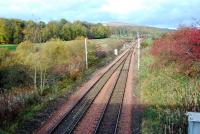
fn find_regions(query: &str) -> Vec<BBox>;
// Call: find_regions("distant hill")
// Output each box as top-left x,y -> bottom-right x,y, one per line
103,22 -> 135,27
104,22 -> 173,38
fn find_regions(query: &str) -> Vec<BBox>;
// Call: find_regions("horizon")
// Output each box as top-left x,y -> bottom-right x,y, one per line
0,17 -> 177,29
1,0 -> 200,29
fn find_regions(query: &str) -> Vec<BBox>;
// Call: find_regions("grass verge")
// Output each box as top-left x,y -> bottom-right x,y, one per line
140,47 -> 200,134
0,45 -> 17,51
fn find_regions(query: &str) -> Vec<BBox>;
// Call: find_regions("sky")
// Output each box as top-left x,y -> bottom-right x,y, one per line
0,0 -> 200,28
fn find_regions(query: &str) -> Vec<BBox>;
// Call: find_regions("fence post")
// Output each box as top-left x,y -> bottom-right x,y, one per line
137,32 -> 140,70
85,38 -> 88,69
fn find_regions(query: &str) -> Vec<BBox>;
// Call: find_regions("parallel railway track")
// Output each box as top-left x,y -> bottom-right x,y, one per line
94,49 -> 132,134
50,47 -> 133,134
37,43 -> 135,134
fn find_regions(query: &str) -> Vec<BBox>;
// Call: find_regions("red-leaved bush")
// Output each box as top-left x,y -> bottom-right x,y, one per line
151,27 -> 200,76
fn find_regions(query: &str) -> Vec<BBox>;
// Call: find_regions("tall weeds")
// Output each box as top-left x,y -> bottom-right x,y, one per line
141,44 -> 200,133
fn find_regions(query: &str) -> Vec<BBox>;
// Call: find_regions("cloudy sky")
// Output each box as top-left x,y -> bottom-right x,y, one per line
0,0 -> 200,28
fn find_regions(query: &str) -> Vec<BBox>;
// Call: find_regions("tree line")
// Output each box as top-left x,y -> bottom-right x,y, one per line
0,18 -> 111,44
110,25 -> 171,38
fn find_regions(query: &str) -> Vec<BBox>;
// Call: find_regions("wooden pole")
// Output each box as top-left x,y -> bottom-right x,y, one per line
137,32 -> 140,70
85,38 -> 88,69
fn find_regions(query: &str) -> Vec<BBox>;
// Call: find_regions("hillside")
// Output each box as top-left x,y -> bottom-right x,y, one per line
105,22 -> 173,38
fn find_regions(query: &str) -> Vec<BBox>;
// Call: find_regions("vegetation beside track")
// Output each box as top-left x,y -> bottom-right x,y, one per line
140,27 -> 200,133
0,38 -> 126,133
0,44 -> 17,51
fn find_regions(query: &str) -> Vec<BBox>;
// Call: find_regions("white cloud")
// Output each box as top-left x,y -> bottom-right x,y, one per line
10,5 -> 22,12
1,0 -> 200,27
99,0 -> 190,15
4,0 -> 77,14
100,0 -> 156,14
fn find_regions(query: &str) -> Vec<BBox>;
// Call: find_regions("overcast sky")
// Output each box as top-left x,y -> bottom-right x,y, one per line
0,0 -> 200,28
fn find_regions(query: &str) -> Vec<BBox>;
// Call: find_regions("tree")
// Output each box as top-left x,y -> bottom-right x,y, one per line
151,27 -> 200,76
46,21 -> 61,39
60,19 -> 69,27
0,18 -> 111,44
0,19 -> 14,44
90,24 -> 110,39
12,19 -> 25,44
61,23 -> 72,40
71,21 -> 87,39
23,20 -> 42,43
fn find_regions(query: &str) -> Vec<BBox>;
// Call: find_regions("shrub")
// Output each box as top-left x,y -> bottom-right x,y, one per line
151,27 -> 200,77
0,48 -> 9,66
0,64 -> 32,89
141,38 -> 152,48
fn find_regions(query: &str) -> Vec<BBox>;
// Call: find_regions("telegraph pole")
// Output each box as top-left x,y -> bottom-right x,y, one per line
137,32 -> 140,70
85,38 -> 88,69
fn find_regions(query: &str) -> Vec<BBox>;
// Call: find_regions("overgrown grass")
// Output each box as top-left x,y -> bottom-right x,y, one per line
141,38 -> 152,48
140,47 -> 200,134
0,44 -> 17,51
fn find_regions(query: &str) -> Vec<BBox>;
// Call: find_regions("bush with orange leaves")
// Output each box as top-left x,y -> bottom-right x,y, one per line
151,27 -> 200,77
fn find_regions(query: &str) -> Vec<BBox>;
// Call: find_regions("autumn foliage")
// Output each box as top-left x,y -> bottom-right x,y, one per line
151,27 -> 200,76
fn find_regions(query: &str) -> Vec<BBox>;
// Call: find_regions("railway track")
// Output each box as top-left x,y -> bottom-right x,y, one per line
36,43 -> 135,134
49,47 -> 133,134
94,49 -> 132,134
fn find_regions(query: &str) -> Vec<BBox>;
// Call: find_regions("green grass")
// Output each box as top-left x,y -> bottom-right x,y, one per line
140,47 -> 200,134
141,38 -> 153,48
0,44 -> 17,51
0,38 -> 121,51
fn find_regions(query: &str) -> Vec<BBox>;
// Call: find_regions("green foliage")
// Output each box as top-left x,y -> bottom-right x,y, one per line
0,44 -> 17,51
0,47 -> 16,68
90,24 -> 110,39
12,20 -> 25,44
61,23 -> 72,40
87,43 -> 98,66
4,97 -> 46,134
140,48 -> 200,134
23,20 -> 42,43
0,48 -> 9,65
110,25 -> 172,38
0,64 -> 32,89
70,21 -> 87,39
0,18 -> 110,44
0,38 -> 124,133
44,21 -> 61,40
141,38 -> 153,48
0,18 -> 25,44
15,41 -> 38,66
0,19 -> 13,44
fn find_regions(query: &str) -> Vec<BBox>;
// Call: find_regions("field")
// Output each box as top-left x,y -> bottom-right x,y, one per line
0,44 -> 17,51
0,38 -> 123,51
140,41 -> 200,133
